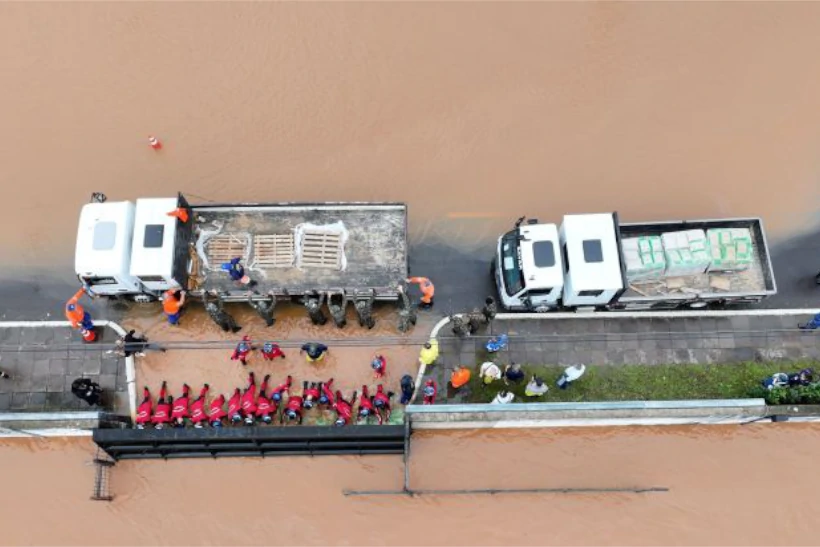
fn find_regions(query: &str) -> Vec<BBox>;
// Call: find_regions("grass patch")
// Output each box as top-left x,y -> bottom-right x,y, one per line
462,361 -> 820,404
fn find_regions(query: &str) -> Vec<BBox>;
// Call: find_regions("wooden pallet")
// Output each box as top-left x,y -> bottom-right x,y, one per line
300,230 -> 343,269
206,234 -> 249,269
253,234 -> 295,268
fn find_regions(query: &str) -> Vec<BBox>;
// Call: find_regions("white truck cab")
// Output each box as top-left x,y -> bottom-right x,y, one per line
495,220 -> 564,311
74,201 -> 143,296
558,213 -> 626,308
129,198 -> 183,293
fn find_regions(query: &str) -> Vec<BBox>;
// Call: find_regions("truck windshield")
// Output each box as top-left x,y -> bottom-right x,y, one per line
500,232 -> 524,296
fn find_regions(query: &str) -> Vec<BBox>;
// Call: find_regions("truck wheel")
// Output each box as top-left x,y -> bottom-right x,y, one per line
131,294 -> 156,304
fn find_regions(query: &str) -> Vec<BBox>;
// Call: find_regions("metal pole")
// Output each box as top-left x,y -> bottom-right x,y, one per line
343,486 -> 670,497
403,419 -> 411,493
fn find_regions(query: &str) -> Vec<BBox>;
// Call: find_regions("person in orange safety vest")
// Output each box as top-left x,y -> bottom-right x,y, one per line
65,287 -> 94,330
405,277 -> 435,309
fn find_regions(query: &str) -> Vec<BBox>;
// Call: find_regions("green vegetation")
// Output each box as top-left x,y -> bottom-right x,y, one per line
748,383 -> 820,406
463,361 -> 820,404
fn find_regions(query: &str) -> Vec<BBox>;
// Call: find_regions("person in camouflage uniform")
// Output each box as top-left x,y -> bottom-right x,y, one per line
467,308 -> 485,335
328,292 -> 348,329
396,285 -> 416,333
481,296 -> 498,323
248,291 -> 276,327
304,291 -> 328,326
355,290 -> 377,330
450,314 -> 470,337
202,290 -> 242,333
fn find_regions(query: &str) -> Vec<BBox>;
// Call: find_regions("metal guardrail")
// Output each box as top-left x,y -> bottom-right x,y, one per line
93,425 -> 406,460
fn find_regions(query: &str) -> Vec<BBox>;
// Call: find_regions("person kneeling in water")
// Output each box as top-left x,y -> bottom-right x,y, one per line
332,390 -> 357,427
208,392 -> 227,428
358,385 -> 376,423
255,375 -> 276,424
283,393 -> 304,425
372,384 -> 394,425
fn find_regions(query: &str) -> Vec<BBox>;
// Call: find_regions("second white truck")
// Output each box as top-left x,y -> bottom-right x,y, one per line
493,213 -> 777,312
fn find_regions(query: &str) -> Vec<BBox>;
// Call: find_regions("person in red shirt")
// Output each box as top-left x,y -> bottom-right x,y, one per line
319,378 -> 335,407
231,335 -> 254,366
302,381 -> 321,410
171,383 -> 190,427
255,375 -> 276,424
373,384 -> 394,425
135,386 -> 152,429
189,384 -> 209,428
227,388 -> 242,424
270,375 -> 293,405
151,381 -> 172,429
283,393 -> 303,424
357,384 -> 375,422
333,390 -> 357,427
261,342 -> 286,361
422,379 -> 438,405
371,354 -> 387,379
240,372 -> 258,425
208,392 -> 227,428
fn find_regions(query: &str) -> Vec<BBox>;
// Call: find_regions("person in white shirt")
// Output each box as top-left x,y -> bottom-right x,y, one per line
491,390 -> 514,404
479,361 -> 502,385
557,364 -> 586,390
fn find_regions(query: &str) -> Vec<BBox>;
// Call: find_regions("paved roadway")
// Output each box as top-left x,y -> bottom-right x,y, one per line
0,226 -> 817,320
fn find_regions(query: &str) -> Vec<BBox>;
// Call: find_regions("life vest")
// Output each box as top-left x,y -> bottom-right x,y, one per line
286,396 -> 303,413
256,395 -> 275,416
241,388 -> 257,415
190,399 -> 207,423
227,390 -> 242,416
208,396 -> 227,420
136,400 -> 152,424
373,387 -> 390,408
152,402 -> 171,424
171,394 -> 189,419
162,291 -> 181,315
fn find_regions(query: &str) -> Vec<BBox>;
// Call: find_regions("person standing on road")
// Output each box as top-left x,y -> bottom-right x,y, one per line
419,339 -> 439,367
557,364 -> 586,390
504,363 -> 525,385
480,361 -> 502,385
406,276 -> 435,309
798,313 -> 820,330
301,342 -> 329,362
422,379 -> 438,405
71,377 -> 102,406
450,366 -> 471,390
491,390 -> 514,404
525,376 -> 549,397
161,289 -> 186,326
65,286 -> 97,341
400,374 -> 415,405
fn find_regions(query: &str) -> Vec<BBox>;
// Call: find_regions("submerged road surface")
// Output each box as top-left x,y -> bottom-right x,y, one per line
2,424 -> 820,545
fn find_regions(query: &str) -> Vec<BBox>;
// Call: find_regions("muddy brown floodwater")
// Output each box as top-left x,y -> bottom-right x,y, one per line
2,2 -> 820,275
3,2 -> 820,544
2,424 -> 820,546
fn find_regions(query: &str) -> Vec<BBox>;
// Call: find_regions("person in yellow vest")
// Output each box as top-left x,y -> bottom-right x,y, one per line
418,339 -> 439,367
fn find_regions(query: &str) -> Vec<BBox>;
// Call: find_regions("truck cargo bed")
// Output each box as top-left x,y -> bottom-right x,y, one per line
189,203 -> 407,299
618,218 -> 776,301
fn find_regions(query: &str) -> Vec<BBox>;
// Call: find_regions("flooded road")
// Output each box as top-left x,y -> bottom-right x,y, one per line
2,3 -> 820,544
2,424 -> 820,545
2,2 -> 820,279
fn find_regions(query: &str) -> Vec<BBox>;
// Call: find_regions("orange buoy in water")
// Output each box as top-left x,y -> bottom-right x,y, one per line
148,135 -> 162,150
